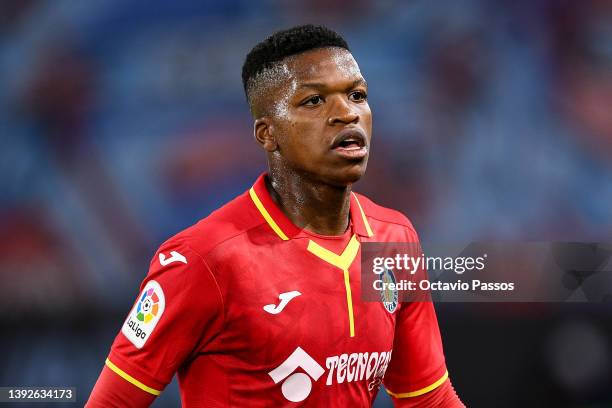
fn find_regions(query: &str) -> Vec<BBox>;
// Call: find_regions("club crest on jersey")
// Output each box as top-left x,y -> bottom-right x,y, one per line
380,268 -> 398,313
122,280 -> 165,349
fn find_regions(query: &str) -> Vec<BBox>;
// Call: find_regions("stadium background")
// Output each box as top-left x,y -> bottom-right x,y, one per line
1,0 -> 611,406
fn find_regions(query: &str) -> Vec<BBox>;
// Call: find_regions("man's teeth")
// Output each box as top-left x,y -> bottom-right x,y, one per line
340,140 -> 359,147
339,143 -> 361,150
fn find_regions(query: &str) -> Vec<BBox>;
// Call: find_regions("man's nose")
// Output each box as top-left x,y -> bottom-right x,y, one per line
327,97 -> 359,125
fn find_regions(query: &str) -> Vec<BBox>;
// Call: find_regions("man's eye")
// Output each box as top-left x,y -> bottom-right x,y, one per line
349,91 -> 367,102
303,95 -> 323,106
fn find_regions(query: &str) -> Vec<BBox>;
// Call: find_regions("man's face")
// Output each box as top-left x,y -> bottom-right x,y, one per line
265,47 -> 372,186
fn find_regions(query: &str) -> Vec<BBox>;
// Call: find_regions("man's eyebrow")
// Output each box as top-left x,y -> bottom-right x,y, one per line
296,78 -> 368,91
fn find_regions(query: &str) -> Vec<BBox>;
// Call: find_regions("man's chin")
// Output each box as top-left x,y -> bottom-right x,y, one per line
324,164 -> 367,187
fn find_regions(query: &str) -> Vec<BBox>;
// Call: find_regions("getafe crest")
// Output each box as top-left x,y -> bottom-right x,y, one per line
380,268 -> 398,313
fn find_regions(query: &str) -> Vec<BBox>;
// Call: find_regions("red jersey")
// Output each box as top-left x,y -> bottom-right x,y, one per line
100,173 -> 449,407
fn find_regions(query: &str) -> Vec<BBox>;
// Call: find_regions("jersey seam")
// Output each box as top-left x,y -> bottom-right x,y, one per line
366,214 -> 417,233
181,243 -> 230,403
184,243 -> 227,332
180,220 -> 270,257
165,219 -> 271,335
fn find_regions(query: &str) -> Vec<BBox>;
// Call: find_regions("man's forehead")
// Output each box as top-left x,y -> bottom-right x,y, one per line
249,47 -> 364,117
284,47 -> 363,84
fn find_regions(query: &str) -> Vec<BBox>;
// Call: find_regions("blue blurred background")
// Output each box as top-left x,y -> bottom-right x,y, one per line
1,0 -> 611,406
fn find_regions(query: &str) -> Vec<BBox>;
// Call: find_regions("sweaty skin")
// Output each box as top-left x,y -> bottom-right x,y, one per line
252,47 -> 372,236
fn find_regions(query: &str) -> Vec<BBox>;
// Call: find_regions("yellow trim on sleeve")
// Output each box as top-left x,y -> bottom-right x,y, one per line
249,187 -> 289,241
385,370 -> 449,398
307,235 -> 360,337
105,358 -> 162,396
351,193 -> 374,237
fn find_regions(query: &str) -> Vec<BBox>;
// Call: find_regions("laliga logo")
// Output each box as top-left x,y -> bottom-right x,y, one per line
136,287 -> 161,323
122,280 -> 165,349
268,347 -> 324,402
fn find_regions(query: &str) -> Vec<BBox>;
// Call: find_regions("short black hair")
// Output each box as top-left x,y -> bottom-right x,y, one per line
242,24 -> 350,110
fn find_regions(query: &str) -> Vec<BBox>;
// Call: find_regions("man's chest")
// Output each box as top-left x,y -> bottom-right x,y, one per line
212,238 -> 397,345
201,240 -> 399,402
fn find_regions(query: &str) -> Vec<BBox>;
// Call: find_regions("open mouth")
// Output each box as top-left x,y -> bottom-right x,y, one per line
331,128 -> 368,159
336,139 -> 363,150
332,128 -> 367,149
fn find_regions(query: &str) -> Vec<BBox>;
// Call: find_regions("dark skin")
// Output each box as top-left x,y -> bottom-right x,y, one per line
252,47 -> 372,236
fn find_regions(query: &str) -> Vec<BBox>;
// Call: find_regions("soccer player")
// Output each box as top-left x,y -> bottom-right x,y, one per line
87,25 -> 464,407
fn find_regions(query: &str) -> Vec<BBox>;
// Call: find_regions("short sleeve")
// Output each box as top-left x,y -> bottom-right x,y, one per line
383,223 -> 448,399
105,239 -> 224,396
382,295 -> 448,398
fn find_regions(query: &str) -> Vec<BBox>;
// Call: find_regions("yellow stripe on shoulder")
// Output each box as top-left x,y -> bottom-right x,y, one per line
385,370 -> 449,398
105,358 -> 162,396
249,187 -> 289,240
351,193 -> 374,237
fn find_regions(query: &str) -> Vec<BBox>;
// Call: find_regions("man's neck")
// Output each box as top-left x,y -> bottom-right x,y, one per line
266,170 -> 351,236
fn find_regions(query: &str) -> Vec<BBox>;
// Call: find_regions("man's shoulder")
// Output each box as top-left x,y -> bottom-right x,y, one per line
160,189 -> 264,256
353,192 -> 418,236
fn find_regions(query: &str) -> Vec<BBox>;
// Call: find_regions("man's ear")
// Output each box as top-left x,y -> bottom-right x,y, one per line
254,117 -> 278,152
